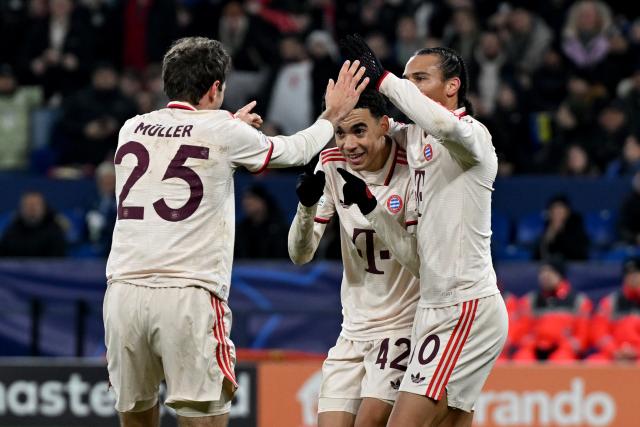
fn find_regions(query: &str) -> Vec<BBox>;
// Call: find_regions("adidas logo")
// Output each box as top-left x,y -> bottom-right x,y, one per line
411,373 -> 426,384
390,378 -> 401,390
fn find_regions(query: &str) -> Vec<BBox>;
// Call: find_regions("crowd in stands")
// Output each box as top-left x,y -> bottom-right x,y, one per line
0,0 -> 639,260
501,257 -> 640,363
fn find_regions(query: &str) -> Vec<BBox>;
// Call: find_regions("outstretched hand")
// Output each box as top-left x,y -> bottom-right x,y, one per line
340,34 -> 385,87
337,168 -> 377,215
321,60 -> 370,126
234,100 -> 263,128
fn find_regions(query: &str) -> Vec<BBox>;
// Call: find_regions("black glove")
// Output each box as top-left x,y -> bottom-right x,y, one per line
339,34 -> 385,86
337,168 -> 377,215
296,170 -> 326,207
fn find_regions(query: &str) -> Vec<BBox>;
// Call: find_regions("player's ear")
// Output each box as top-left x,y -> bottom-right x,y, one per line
379,115 -> 390,134
446,76 -> 460,98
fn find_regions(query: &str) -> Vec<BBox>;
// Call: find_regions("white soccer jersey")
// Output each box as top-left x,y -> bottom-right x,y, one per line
370,72 -> 500,308
106,101 -> 334,301
288,138 -> 420,340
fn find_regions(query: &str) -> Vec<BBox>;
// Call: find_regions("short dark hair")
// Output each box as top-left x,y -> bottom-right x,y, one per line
353,89 -> 388,119
414,47 -> 473,115
162,37 -> 231,105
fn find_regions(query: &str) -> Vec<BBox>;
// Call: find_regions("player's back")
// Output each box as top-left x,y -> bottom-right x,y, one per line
106,103 -> 248,301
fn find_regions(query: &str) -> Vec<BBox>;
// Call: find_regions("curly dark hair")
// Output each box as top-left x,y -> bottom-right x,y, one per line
162,37 -> 231,105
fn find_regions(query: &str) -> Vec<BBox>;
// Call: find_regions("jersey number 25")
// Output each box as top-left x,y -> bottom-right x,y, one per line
115,141 -> 209,222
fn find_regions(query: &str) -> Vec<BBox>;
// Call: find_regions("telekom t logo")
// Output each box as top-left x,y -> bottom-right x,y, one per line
352,228 -> 390,274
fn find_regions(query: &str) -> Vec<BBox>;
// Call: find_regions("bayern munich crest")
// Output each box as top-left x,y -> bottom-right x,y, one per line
387,195 -> 403,213
423,144 -> 433,161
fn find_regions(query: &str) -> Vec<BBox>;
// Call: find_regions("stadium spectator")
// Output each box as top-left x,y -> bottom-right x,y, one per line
217,1 -> 275,72
0,64 -> 43,170
560,144 -> 599,176
587,101 -> 630,170
266,36 -> 313,134
501,7 -> 553,74
619,171 -> 640,246
85,161 -> 116,257
589,257 -> 640,362
235,185 -> 289,259
395,15 -> 423,66
442,7 -> 479,65
20,0 -> 94,102
0,191 -> 66,257
623,66 -> 640,136
490,84 -> 531,173
529,49 -> 568,112
307,30 -> 339,120
113,0 -> 178,71
555,76 -> 604,153
535,195 -> 590,261
561,0 -> 612,76
364,32 -> 402,78
58,62 -> 137,167
471,31 -> 510,114
513,259 -> 592,361
605,134 -> 640,178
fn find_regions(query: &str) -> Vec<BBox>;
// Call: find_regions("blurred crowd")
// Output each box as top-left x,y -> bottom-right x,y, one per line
1,0 -> 640,261
501,257 -> 640,363
1,0 -> 639,176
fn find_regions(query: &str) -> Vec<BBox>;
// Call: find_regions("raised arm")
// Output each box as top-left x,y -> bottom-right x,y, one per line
341,34 -> 486,165
288,165 -> 335,264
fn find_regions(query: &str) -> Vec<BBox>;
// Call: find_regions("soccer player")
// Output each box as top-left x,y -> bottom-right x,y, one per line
340,36 -> 508,427
103,37 -> 368,427
288,89 -> 420,427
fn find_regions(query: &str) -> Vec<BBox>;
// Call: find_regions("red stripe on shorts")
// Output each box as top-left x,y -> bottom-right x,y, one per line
211,297 -> 238,386
215,299 -> 237,385
425,301 -> 469,398
428,299 -> 478,400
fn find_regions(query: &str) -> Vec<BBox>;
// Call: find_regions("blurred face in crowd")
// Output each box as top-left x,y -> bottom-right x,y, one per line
625,270 -> 640,288
566,145 -> 589,174
509,9 -> 532,34
539,265 -> 563,291
404,54 -> 460,109
599,107 -> 626,133
497,84 -> 517,110
576,1 -> 601,34
93,67 -> 118,92
568,77 -> 589,99
20,193 -> 46,226
279,38 -> 305,63
0,73 -> 16,95
623,135 -> 640,163
242,192 -> 268,223
480,32 -> 501,59
548,199 -> 570,227
397,16 -> 418,42
453,9 -> 476,36
335,108 -> 390,172
49,0 -> 73,19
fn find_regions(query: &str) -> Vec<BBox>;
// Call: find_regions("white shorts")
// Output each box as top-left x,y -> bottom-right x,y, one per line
103,282 -> 238,417
318,333 -> 412,415
400,294 -> 508,412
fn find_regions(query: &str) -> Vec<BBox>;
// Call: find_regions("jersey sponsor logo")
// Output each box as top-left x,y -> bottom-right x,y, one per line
386,195 -> 403,214
423,144 -> 433,161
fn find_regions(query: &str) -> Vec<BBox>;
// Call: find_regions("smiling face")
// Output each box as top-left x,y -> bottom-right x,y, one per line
335,108 -> 390,172
403,53 -> 460,110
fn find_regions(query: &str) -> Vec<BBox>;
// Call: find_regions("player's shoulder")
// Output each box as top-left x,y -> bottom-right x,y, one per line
319,147 -> 347,170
